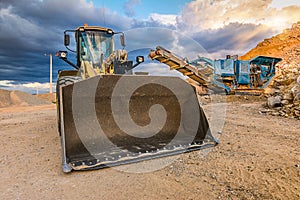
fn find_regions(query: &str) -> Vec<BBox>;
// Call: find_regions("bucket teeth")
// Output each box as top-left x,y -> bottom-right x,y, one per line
68,141 -> 217,170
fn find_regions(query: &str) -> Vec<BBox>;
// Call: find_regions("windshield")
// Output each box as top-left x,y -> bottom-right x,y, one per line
78,31 -> 114,66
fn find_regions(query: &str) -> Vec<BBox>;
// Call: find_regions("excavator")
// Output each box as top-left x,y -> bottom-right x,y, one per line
56,24 -> 216,173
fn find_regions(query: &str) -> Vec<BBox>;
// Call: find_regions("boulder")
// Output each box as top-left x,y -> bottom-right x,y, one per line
268,96 -> 282,108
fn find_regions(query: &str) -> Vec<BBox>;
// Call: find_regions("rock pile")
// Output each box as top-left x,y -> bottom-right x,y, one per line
262,75 -> 300,119
0,89 -> 51,108
263,39 -> 300,119
266,46 -> 300,119
242,21 -> 300,119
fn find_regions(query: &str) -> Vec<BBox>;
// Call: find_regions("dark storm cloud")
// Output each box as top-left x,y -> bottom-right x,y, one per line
0,0 -> 131,84
189,23 -> 277,58
1,0 -> 131,29
127,21 -> 275,59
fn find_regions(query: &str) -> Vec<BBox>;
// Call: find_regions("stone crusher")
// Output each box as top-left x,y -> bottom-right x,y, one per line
149,46 -> 282,95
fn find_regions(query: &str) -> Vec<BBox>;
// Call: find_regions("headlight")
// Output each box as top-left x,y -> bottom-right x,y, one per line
55,51 -> 68,58
136,56 -> 144,63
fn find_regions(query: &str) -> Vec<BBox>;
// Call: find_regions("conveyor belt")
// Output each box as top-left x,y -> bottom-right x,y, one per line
149,46 -> 223,91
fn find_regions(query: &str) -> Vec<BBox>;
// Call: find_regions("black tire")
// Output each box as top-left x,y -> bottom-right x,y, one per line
57,76 -> 82,88
56,76 -> 82,136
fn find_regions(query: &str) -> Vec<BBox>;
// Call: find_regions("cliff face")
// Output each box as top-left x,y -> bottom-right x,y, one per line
242,22 -> 300,119
241,21 -> 300,61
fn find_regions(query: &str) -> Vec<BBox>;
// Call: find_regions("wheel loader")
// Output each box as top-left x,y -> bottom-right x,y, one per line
56,24 -> 216,173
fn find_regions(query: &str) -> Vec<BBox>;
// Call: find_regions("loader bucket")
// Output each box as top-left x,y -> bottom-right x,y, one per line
58,75 -> 216,172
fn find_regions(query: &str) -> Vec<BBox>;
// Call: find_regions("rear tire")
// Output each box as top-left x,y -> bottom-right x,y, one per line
56,76 -> 82,136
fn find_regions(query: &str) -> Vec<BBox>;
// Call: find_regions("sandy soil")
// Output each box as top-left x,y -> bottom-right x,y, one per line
35,93 -> 56,103
0,98 -> 299,200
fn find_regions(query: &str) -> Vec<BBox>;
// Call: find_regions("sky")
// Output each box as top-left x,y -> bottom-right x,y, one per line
0,0 -> 300,93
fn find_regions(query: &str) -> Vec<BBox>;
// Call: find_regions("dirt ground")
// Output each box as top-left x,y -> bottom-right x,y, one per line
0,97 -> 299,200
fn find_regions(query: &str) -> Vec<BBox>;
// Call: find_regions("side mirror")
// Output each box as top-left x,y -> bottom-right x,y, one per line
120,34 -> 126,48
64,34 -> 70,46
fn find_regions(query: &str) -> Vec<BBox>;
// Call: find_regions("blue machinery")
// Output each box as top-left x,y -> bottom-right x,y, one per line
149,46 -> 282,94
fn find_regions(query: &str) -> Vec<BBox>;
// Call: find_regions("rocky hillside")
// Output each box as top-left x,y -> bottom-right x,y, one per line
241,22 -> 300,119
241,21 -> 300,61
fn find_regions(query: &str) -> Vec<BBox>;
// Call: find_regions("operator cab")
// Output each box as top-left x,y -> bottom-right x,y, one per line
56,24 -> 144,76
75,25 -> 116,72
78,29 -> 114,66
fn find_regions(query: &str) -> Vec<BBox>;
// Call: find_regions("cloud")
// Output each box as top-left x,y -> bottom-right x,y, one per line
123,0 -> 141,17
130,13 -> 178,30
0,7 -> 58,56
191,22 -> 275,58
124,27 -> 207,60
1,0 -> 300,94
0,0 -> 132,83
2,0 -> 130,29
149,13 -> 177,27
178,0 -> 300,31
0,80 -> 53,94
129,0 -> 300,59
176,0 -> 300,57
